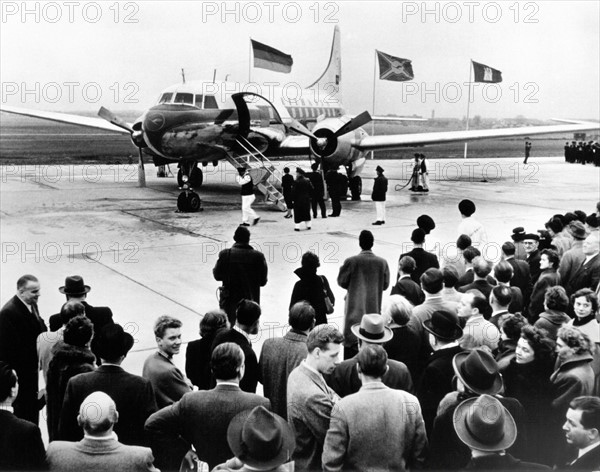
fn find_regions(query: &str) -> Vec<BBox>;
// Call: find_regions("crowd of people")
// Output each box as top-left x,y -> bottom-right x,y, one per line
1,198 -> 600,471
564,141 -> 600,166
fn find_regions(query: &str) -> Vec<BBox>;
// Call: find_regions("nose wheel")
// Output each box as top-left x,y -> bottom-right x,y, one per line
177,190 -> 202,212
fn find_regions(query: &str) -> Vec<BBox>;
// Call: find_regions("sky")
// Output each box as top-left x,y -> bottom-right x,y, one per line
1,1 -> 599,120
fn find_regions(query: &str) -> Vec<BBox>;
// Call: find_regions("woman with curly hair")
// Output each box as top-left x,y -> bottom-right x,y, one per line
502,325 -> 557,464
566,288 -> 599,343
533,285 -> 571,340
528,248 -> 561,321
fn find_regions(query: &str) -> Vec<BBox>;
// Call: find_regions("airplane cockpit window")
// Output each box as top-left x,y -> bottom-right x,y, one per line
174,93 -> 194,105
204,95 -> 218,109
158,93 -> 173,104
194,94 -> 204,108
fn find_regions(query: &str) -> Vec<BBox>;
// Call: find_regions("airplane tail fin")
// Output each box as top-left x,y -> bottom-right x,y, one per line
306,26 -> 342,103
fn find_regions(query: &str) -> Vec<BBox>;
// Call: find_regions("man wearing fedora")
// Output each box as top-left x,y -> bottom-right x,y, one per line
49,276 -> 114,363
559,221 -> 589,287
453,394 -> 549,470
371,165 -> 387,225
416,309 -> 464,436
58,324 -> 157,447
326,314 -> 413,398
212,406 -> 295,472
0,274 -> 47,425
323,344 -> 427,471
428,349 -> 529,470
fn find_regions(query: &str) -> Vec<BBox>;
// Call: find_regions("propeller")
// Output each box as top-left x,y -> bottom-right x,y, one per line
333,111 -> 372,138
98,107 -> 145,187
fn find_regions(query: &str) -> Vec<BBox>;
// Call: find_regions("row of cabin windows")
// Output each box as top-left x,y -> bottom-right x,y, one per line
158,93 -> 218,109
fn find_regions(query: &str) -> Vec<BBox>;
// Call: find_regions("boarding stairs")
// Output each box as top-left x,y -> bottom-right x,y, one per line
227,137 -> 287,211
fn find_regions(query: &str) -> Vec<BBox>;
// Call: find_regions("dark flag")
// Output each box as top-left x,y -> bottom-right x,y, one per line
251,40 -> 293,73
376,50 -> 414,81
472,60 -> 503,83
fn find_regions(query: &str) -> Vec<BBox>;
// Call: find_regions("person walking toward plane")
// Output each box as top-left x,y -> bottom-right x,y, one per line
236,167 -> 260,226
281,167 -> 294,219
524,141 -> 532,164
371,165 -> 388,225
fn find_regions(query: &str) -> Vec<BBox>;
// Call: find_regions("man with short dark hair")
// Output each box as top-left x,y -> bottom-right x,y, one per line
213,226 -> 268,325
399,228 -> 440,284
502,241 -> 531,299
565,232 -> 600,297
322,345 -> 427,471
338,230 -> 390,359
259,301 -> 315,419
441,234 -> 472,278
48,392 -> 159,472
0,274 -> 47,425
0,361 -> 46,471
562,396 -> 600,470
441,266 -> 463,303
493,260 -> 524,314
458,256 -> 496,300
145,342 -> 270,471
489,285 -> 513,328
391,255 -> 424,306
308,162 -> 327,219
212,299 -> 262,392
59,324 -> 157,446
287,325 -> 344,471
458,289 -> 500,351
413,268 -> 459,325
143,315 -> 192,409
523,233 -> 543,285
456,246 -> 482,287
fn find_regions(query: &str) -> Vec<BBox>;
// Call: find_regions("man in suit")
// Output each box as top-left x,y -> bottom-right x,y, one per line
502,241 -> 531,300
371,165 -> 388,225
456,246 -> 481,287
287,325 -> 344,472
143,315 -> 192,408
399,228 -> 439,284
412,268 -> 459,325
562,396 -> 600,470
458,289 -> 500,351
390,255 -> 425,306
493,260 -> 524,314
0,274 -> 47,425
259,301 -> 315,419
458,256 -> 496,301
145,342 -> 271,471
559,221 -> 588,287
322,344 -> 427,471
565,232 -> 600,297
338,230 -> 390,359
326,314 -> 413,397
489,285 -> 513,328
416,309 -> 464,436
213,226 -> 268,325
308,162 -> 327,219
47,391 -> 158,472
0,362 -> 46,471
523,233 -> 543,285
211,299 -> 261,393
58,324 -> 157,446
48,275 -> 113,333
454,394 -> 549,470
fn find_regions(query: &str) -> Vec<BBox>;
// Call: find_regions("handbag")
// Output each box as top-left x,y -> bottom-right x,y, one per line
320,276 -> 334,314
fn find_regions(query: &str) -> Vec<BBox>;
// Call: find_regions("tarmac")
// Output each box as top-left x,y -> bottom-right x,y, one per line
0,155 -> 598,437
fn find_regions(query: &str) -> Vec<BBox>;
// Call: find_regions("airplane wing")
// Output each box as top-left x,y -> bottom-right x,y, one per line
351,122 -> 600,152
369,116 -> 427,122
0,105 -> 131,134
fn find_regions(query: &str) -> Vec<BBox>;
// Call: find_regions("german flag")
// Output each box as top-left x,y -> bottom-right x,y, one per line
251,40 -> 293,73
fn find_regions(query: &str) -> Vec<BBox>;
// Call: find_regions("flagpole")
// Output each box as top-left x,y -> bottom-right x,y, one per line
463,60 -> 473,159
372,50 -> 377,159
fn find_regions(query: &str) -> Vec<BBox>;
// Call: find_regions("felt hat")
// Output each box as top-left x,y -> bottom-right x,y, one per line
59,275 -> 91,296
375,165 -> 384,173
511,227 -> 526,242
422,310 -> 463,341
453,349 -> 503,395
522,233 -> 540,241
453,394 -> 517,452
351,314 -> 393,343
94,324 -> 134,360
568,220 -> 588,240
227,406 -> 295,470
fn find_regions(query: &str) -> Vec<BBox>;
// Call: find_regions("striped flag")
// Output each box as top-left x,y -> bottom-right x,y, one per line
472,60 -> 502,83
251,40 -> 293,73
376,50 -> 414,82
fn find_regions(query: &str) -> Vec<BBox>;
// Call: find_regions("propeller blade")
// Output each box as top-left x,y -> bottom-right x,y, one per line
287,119 -> 318,140
333,111 -> 372,138
98,106 -> 134,134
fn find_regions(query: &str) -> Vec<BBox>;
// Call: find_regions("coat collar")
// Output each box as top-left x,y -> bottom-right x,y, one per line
284,330 -> 308,343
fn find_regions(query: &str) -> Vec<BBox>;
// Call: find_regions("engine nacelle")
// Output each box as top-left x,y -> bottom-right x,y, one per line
309,117 -> 368,169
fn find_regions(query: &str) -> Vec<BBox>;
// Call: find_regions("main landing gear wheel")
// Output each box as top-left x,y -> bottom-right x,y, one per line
177,191 -> 202,212
177,166 -> 203,187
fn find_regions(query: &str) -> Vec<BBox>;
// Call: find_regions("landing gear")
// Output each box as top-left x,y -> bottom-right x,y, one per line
177,190 -> 202,212
177,163 -> 203,187
177,161 -> 203,212
349,176 -> 362,201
